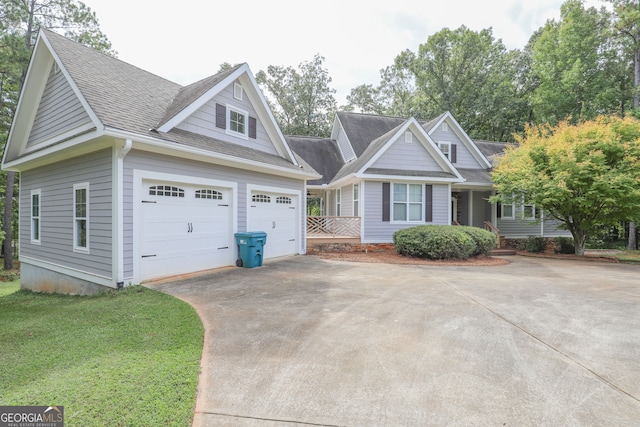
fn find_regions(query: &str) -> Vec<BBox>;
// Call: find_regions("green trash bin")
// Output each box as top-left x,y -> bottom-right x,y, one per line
235,231 -> 267,268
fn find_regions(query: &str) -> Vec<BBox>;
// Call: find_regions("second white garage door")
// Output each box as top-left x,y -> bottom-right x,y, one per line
140,181 -> 233,281
248,191 -> 298,259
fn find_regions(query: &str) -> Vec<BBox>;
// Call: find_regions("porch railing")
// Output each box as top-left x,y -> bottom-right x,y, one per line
307,216 -> 361,238
483,221 -> 501,248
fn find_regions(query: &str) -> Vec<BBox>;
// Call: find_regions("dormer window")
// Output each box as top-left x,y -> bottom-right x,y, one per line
234,83 -> 243,100
229,108 -> 246,135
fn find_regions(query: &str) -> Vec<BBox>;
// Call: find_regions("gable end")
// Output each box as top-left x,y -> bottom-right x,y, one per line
26,65 -> 93,150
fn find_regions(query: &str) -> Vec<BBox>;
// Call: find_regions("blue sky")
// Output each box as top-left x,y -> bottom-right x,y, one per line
81,0 -> 604,105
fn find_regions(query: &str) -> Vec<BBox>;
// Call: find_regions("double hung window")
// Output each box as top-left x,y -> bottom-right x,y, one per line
392,183 -> 423,222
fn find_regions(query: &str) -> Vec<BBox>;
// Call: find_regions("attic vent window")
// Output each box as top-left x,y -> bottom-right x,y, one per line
234,83 -> 243,100
442,123 -> 449,132
404,131 -> 413,143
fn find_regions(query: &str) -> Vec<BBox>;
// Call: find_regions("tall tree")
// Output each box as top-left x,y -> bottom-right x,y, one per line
608,0 -> 640,249
392,26 -> 527,141
529,0 -> 626,125
491,117 -> 640,255
256,54 -> 337,137
0,0 -> 113,270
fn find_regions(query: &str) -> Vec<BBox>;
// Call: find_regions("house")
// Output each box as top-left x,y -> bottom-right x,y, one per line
2,29 -> 320,294
288,111 -> 570,245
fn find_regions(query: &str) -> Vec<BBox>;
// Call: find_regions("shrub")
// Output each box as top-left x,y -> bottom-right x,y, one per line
393,225 -> 476,260
554,237 -> 575,254
459,226 -> 497,256
520,235 -> 547,253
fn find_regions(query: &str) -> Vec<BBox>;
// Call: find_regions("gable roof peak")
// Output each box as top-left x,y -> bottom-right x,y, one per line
156,63 -> 247,129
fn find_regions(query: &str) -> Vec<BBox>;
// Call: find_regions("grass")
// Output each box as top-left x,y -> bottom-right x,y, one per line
0,286 -> 204,426
0,279 -> 20,297
610,250 -> 640,264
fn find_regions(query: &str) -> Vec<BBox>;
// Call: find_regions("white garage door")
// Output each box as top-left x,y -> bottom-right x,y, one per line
140,181 -> 232,280
248,191 -> 298,259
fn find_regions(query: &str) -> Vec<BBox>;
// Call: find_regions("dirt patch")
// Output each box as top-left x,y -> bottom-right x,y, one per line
308,248 -> 510,266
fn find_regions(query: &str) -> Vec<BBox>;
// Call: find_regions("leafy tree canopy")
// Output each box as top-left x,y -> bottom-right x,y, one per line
256,54 -> 337,137
491,116 -> 640,254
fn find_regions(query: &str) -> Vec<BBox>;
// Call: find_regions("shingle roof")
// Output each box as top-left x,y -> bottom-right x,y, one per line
286,136 -> 343,185
422,112 -> 447,132
42,30 -> 316,176
156,64 -> 245,127
44,29 -> 180,135
331,122 -> 404,182
456,168 -> 493,184
335,111 -> 406,157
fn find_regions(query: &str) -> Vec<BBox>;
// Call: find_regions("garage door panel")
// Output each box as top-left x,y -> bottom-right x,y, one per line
249,192 -> 298,259
140,182 -> 232,281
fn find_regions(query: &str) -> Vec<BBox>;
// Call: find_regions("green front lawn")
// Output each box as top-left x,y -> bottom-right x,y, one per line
0,286 -> 203,426
0,279 -> 20,297
611,250 -> 640,264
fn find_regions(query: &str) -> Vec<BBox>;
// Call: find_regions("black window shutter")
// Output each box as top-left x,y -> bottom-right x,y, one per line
382,182 -> 390,222
216,103 -> 226,129
497,202 -> 502,218
249,116 -> 257,139
451,144 -> 457,163
425,184 -> 433,222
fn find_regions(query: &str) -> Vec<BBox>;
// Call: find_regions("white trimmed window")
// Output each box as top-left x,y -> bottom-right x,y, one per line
438,142 -> 451,160
73,183 -> 89,252
227,106 -> 248,139
31,189 -> 41,244
393,183 -> 423,222
336,189 -> 341,216
501,201 -> 515,219
522,201 -> 536,220
353,184 -> 359,216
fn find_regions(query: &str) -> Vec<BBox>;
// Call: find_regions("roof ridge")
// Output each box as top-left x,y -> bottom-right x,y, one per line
42,28 -> 178,87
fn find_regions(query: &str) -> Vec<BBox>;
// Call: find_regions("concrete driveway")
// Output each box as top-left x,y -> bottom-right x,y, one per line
149,256 -> 640,426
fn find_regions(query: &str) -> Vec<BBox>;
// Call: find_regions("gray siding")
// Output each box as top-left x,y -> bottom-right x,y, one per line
472,191 -> 492,227
371,132 -> 445,172
176,80 -> 278,155
362,181 -> 449,243
430,125 -> 484,169
123,150 -> 305,279
27,66 -> 92,148
20,149 -> 113,277
335,124 -> 356,161
497,205 -> 571,238
340,184 -> 354,216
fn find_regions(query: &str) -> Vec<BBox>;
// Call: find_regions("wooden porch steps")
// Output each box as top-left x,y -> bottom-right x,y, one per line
490,248 -> 517,256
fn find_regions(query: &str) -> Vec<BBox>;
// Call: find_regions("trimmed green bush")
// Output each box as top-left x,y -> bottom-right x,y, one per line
459,226 -> 497,256
520,235 -> 547,253
554,236 -> 575,254
393,225 -> 476,260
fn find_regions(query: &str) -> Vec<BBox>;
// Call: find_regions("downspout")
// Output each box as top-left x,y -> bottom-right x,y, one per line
115,139 -> 133,288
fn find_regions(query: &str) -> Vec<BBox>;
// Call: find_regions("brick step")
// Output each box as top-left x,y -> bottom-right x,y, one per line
490,248 -> 517,256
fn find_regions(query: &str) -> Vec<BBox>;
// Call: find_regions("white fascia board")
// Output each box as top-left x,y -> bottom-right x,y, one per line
430,112 -> 492,169
40,32 -> 103,133
2,128 -> 107,172
3,31 -> 104,167
157,65 -> 247,133
359,118 -> 464,181
106,128 -> 319,180
238,70 -> 299,165
356,173 -> 464,183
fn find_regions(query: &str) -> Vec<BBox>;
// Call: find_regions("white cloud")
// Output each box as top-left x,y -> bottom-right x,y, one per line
82,0 -> 605,105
